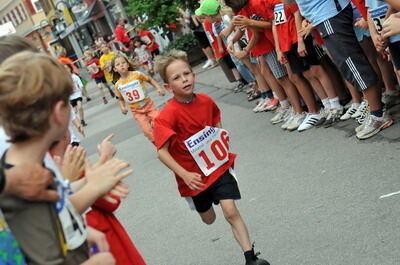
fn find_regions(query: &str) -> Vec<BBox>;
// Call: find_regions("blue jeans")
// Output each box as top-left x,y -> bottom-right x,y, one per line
230,55 -> 255,83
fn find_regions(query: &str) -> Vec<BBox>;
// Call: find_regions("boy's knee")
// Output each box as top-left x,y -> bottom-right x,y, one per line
222,206 -> 239,222
202,215 -> 216,225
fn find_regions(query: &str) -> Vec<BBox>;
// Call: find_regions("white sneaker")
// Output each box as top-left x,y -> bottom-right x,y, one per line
351,100 -> 368,119
253,98 -> 266,113
286,113 -> 306,131
340,103 -> 360,120
281,110 -> 294,130
298,112 -> 323,132
356,112 -> 393,139
202,60 -> 212,69
270,107 -> 290,124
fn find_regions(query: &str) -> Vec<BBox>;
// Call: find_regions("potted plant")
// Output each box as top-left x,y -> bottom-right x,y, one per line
163,33 -> 206,65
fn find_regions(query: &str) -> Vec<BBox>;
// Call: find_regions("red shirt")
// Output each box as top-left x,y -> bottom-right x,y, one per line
154,93 -> 236,197
84,58 -> 104,79
203,20 -> 228,59
266,1 -> 299,53
115,26 -> 131,43
238,0 -> 275,56
138,30 -> 159,52
351,0 -> 368,20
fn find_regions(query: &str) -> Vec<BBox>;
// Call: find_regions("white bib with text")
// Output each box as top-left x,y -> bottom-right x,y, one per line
119,80 -> 146,103
369,5 -> 388,34
184,126 -> 230,176
274,4 -> 287,25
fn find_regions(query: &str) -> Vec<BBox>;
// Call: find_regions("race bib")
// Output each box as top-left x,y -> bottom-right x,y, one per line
184,126 -> 230,176
206,31 -> 214,44
369,5 -> 388,33
119,80 -> 146,103
88,63 -> 99,74
274,4 -> 287,25
46,155 -> 87,250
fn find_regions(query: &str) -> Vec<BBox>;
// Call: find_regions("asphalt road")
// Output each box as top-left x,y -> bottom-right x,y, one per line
80,65 -> 400,265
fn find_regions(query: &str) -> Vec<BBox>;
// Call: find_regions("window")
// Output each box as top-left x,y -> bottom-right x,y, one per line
31,0 -> 43,13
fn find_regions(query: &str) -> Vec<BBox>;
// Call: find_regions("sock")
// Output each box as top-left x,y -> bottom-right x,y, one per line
261,92 -> 268,99
265,90 -> 274,99
244,249 -> 256,262
329,97 -> 343,110
370,109 -> 383,117
321,98 -> 331,109
280,99 -> 290,108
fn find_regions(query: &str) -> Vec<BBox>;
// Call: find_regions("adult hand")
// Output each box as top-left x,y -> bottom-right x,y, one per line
182,171 -> 205,191
297,41 -> 307,57
4,164 -> 59,201
85,158 -> 133,197
87,227 -> 109,252
82,252 -> 115,265
382,13 -> 400,39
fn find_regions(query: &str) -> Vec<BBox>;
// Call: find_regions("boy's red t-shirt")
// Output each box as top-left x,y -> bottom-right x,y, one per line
138,30 -> 159,52
115,25 -> 131,43
154,93 -> 236,197
238,0 -> 275,56
265,1 -> 299,53
203,20 -> 228,59
85,58 -> 104,79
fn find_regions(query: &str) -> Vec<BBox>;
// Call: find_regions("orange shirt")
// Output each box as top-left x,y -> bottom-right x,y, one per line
115,71 -> 151,109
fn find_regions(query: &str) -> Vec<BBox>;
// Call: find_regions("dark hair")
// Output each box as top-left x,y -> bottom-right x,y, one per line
224,0 -> 248,13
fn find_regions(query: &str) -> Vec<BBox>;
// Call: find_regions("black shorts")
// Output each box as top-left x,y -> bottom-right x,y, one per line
190,169 -> 241,213
316,3 -> 378,91
285,36 -> 322,74
70,97 -> 82,107
220,54 -> 236,69
94,76 -> 107,84
389,41 -> 400,71
193,31 -> 210,49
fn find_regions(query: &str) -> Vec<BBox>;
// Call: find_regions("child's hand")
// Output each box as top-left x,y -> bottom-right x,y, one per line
85,158 -> 133,197
354,18 -> 369,30
77,123 -> 85,137
158,89 -> 166,96
182,171 -> 206,191
372,34 -> 387,53
235,50 -> 248,59
87,227 -> 109,252
277,50 -> 287,64
97,134 -> 117,165
297,41 -> 307,57
57,145 -> 86,182
121,107 -> 128,115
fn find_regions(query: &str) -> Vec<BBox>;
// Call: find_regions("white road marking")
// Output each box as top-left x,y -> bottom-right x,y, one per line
379,190 -> 400,199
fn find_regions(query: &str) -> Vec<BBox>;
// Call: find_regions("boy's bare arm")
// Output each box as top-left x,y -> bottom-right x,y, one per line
158,141 -> 205,191
382,0 -> 400,11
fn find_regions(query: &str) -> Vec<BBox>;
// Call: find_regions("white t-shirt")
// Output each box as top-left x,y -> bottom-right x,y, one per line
70,74 -> 83,100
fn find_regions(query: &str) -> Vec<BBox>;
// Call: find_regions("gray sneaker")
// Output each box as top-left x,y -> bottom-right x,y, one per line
323,108 -> 343,128
271,107 -> 290,124
356,113 -> 393,140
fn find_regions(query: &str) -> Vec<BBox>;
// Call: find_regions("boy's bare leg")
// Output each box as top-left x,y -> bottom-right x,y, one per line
199,207 -> 216,225
220,199 -> 252,251
98,83 -> 106,98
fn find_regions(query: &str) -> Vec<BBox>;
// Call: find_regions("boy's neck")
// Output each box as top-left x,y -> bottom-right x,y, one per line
6,137 -> 52,165
174,93 -> 195,103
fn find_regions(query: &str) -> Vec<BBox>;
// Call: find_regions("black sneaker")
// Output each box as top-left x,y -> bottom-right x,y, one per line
81,120 -> 87,127
86,97 -> 92,102
109,89 -> 116,98
246,257 -> 270,265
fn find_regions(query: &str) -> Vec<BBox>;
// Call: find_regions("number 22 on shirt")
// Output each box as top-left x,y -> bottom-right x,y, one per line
274,4 -> 287,25
185,126 -> 230,176
119,80 -> 146,103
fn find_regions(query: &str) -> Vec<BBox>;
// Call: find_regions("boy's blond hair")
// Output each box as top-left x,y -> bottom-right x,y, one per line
154,49 -> 191,82
0,51 -> 73,142
0,35 -> 38,64
84,50 -> 93,57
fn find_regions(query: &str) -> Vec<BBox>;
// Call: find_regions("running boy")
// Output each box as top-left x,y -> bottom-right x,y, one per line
99,43 -> 117,90
153,49 -> 269,265
112,53 -> 165,143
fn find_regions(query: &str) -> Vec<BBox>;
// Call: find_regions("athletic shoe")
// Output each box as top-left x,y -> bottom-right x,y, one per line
281,110 -> 294,130
202,60 -> 212,69
109,90 -> 116,98
233,82 -> 246,93
286,113 -> 305,131
86,97 -> 92,102
315,108 -> 330,127
351,100 -> 368,119
298,112 -> 323,132
210,61 -> 219,69
81,120 -> 87,127
259,98 -> 279,112
356,102 -> 370,124
340,103 -> 359,120
103,98 -> 108,104
253,99 -> 266,113
356,113 -> 393,140
270,107 -> 290,124
323,108 -> 343,128
246,258 -> 270,265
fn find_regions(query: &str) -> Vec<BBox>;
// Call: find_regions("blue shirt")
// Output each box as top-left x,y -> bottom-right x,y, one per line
365,0 -> 400,43
296,0 -> 351,26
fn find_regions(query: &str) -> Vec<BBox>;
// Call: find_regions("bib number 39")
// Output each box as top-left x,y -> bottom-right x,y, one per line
185,126 -> 230,176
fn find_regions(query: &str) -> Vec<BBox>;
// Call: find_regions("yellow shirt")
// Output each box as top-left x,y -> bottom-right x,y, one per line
115,71 -> 151,109
99,52 -> 116,82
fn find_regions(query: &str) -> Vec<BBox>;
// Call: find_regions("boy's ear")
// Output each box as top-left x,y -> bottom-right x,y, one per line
163,83 -> 172,93
52,101 -> 69,127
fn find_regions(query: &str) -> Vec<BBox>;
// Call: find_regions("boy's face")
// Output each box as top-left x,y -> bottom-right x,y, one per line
101,45 -> 110,54
113,57 -> 129,74
164,60 -> 195,100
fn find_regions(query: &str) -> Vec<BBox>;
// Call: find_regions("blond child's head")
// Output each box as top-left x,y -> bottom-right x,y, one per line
0,35 -> 38,64
154,49 -> 195,101
100,42 -> 110,54
84,50 -> 93,60
111,52 -> 139,82
0,51 -> 73,143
